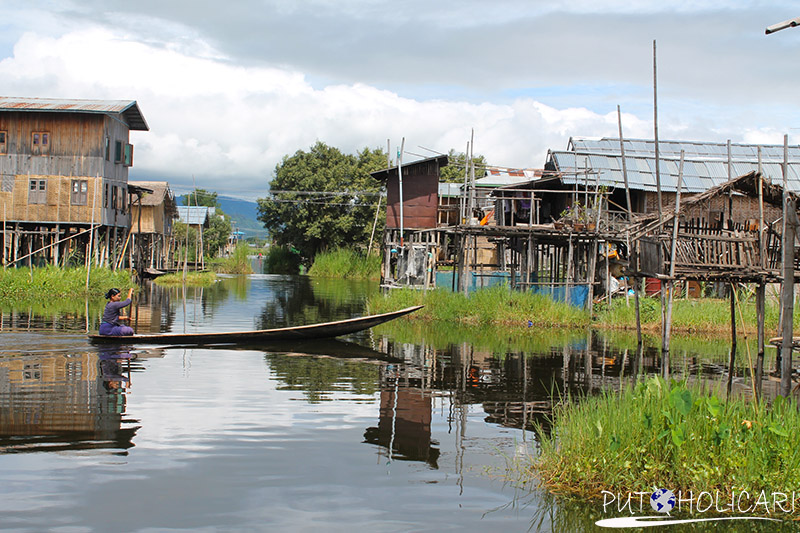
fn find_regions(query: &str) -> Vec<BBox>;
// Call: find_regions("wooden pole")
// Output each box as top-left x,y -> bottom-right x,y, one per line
398,137 -> 405,247
653,40 -> 663,220
727,282 -> 738,397
617,106 -> 634,219
756,283 -> 766,400
85,176 -> 98,291
780,135 -> 795,397
662,150 -> 684,378
367,195 -> 382,257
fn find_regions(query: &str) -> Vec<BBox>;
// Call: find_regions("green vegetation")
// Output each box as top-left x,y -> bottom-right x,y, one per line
154,271 -> 218,287
368,286 -> 590,328
438,149 -> 488,183
369,286 -> 790,335
262,245 -> 303,274
0,266 -> 133,308
209,244 -> 254,274
596,293 -> 785,334
257,141 -> 386,265
308,248 -> 381,280
179,188 -> 233,259
531,377 -> 800,512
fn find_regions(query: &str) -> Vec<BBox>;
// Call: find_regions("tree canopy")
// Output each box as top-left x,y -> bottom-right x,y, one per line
257,141 -> 386,263
183,188 -> 219,208
439,149 -> 488,183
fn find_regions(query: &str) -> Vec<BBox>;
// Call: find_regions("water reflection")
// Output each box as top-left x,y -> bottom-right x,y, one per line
0,346 -> 143,454
363,366 -> 440,468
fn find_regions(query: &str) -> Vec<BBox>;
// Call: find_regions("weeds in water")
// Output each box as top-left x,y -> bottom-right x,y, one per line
0,266 -> 133,308
154,271 -> 218,286
533,377 -> 800,512
308,248 -> 381,280
210,244 -> 253,274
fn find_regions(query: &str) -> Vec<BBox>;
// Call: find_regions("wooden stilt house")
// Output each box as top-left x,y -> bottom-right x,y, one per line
0,97 -> 148,268
127,181 -> 178,271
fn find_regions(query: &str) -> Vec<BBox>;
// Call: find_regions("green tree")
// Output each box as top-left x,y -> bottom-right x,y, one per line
439,149 -> 488,183
257,142 -> 386,264
183,188 -> 219,208
181,188 -> 232,258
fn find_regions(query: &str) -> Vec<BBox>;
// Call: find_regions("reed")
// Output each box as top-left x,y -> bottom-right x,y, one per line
367,286 -> 590,328
532,377 -> 800,510
0,266 -> 132,307
210,244 -> 253,274
154,271 -> 218,286
308,248 -> 381,280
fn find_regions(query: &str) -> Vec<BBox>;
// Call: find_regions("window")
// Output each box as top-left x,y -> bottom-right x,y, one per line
32,131 -> 50,155
0,131 -> 6,154
114,141 -> 122,163
71,179 -> 88,206
123,143 -> 133,166
105,137 -> 110,161
104,183 -> 109,208
112,185 -> 118,211
28,179 -> 46,204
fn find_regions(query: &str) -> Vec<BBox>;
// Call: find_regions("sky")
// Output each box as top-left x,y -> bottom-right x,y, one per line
3,1 -> 800,200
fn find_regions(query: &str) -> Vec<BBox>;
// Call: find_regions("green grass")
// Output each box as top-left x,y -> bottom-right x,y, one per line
154,271 -> 218,287
367,285 -> 590,328
531,377 -> 800,512
308,248 -> 381,280
0,266 -> 133,308
595,294 -> 784,335
209,244 -> 254,274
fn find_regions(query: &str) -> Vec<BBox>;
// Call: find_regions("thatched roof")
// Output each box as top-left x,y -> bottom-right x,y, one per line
128,181 -> 178,216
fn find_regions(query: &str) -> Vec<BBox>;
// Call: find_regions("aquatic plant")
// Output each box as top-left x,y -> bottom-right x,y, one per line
532,377 -> 800,512
308,247 -> 381,280
0,266 -> 133,308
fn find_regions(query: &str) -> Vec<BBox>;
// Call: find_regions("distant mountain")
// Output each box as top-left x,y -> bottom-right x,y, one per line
176,194 -> 268,239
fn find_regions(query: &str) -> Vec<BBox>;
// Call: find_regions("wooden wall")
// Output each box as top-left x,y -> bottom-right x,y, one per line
0,111 -> 134,228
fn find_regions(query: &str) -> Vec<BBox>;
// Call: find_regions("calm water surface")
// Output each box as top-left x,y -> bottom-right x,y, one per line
0,273 -> 793,532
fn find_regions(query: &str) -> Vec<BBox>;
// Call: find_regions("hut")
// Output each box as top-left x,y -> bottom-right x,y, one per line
0,96 -> 148,268
127,181 -> 178,271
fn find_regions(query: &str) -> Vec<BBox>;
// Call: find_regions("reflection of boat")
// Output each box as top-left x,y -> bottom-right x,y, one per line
207,338 -> 404,362
88,306 -> 423,346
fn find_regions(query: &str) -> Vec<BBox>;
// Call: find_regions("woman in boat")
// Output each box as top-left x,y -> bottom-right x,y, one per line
99,287 -> 135,336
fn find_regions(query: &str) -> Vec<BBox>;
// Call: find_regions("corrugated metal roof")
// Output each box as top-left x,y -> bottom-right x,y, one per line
550,137 -> 800,193
0,96 -> 149,131
438,182 -> 462,197
177,206 -> 210,225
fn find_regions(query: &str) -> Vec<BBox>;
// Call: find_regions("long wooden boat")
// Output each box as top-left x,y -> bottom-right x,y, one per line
88,305 -> 423,346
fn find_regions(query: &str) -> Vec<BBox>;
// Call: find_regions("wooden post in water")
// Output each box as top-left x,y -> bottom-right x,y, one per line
727,282 -> 738,397
662,150 -> 684,378
756,281 -> 766,401
780,135 -> 795,397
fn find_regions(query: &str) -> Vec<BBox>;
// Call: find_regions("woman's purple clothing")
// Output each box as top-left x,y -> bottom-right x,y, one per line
100,298 -> 133,336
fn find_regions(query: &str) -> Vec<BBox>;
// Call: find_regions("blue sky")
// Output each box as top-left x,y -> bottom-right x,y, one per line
2,1 -> 800,199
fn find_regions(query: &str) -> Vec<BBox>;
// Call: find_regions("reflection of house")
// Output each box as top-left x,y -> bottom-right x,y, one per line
0,97 -> 148,268
176,205 -> 211,269
0,352 -> 138,452
128,181 -> 178,270
363,386 -> 440,468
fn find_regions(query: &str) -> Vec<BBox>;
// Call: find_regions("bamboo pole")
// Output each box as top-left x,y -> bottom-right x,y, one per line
85,176 -> 98,291
653,40 -> 663,220
780,135 -> 794,397
662,150 -> 684,378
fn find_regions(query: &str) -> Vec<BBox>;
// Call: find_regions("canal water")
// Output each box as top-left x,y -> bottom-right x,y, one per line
0,271 -> 792,532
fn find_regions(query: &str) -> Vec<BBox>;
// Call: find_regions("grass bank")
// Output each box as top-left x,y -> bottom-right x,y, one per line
208,244 -> 253,274
529,377 -> 800,512
154,271 -> 218,287
368,286 -> 788,335
0,266 -> 134,308
368,286 -> 590,328
308,248 -> 381,280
